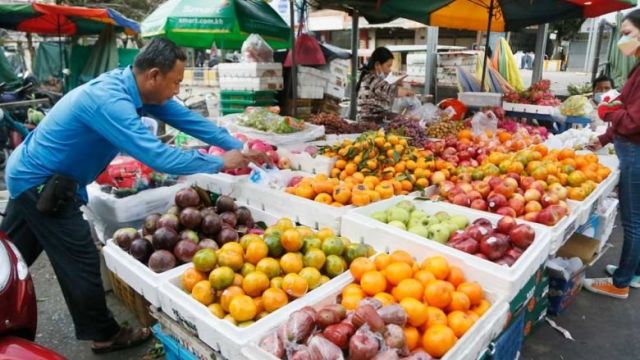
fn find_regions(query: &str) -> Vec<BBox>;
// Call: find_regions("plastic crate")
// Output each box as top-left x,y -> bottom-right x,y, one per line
220,90 -> 277,102
572,170 -> 620,227
340,196 -> 552,302
151,324 -> 199,360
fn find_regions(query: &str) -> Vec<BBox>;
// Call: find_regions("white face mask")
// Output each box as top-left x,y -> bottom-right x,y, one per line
618,35 -> 640,56
593,92 -> 604,104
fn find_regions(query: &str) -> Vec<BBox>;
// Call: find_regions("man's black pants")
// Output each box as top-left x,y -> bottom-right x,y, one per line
1,187 -> 120,341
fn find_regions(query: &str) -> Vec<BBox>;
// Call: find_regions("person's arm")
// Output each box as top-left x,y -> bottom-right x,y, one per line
85,97 -> 227,174
597,125 -> 614,146
145,99 -> 243,151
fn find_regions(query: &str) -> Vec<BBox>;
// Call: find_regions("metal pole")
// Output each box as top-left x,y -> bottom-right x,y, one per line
591,20 -> 605,83
289,0 -> 297,117
424,26 -> 438,98
532,23 -> 549,83
480,0 -> 494,92
348,10 -> 359,120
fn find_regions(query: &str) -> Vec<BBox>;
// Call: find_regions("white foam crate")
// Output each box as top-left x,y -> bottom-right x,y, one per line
219,77 -> 284,91
278,141 -> 338,175
236,171 -> 351,233
102,204 -> 279,308
243,264 -> 508,360
159,266 -> 353,360
325,82 -> 346,99
102,241 -> 190,308
598,154 -> 620,171
459,92 -> 503,108
341,196 -> 552,302
572,170 -> 620,227
503,102 -> 555,115
217,63 -> 283,78
186,173 -> 245,197
297,85 -> 324,99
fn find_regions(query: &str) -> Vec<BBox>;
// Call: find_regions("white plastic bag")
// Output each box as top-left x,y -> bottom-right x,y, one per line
392,96 -> 422,114
241,34 -> 274,63
471,110 -> 498,135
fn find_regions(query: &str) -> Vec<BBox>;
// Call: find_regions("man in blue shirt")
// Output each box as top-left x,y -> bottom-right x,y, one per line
0,38 -> 257,354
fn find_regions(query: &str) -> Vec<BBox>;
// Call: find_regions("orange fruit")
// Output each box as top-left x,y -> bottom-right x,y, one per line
275,218 -> 295,232
422,325 -> 457,358
262,287 -> 289,313
448,311 -> 476,337
182,268 -> 207,293
400,298 -> 429,327
208,303 -> 225,319
448,291 -> 471,312
221,242 -> 244,256
342,294 -> 364,310
404,326 -> 420,351
270,276 -> 284,289
424,280 -> 453,309
244,240 -> 269,265
425,306 -> 448,328
314,193 -> 333,204
303,248 -> 326,270
209,266 -> 235,291
280,252 -> 304,274
316,227 -> 335,241
457,282 -> 484,306
191,280 -> 214,306
253,296 -> 264,315
299,267 -> 322,290
335,159 -> 347,170
233,273 -> 244,287
390,250 -> 414,266
374,253 -> 392,270
281,229 -> 303,252
229,295 -> 257,322
471,299 -> 491,316
218,250 -> 244,272
242,271 -> 270,297
447,266 -> 466,287
349,257 -> 376,281
361,271 -> 388,296
414,270 -> 436,287
282,273 -> 308,298
385,262 -> 413,286
343,283 -> 366,299
333,185 -> 352,204
421,256 -> 450,280
392,278 -> 425,302
256,257 -> 282,279
373,292 -> 396,306
220,285 -> 245,312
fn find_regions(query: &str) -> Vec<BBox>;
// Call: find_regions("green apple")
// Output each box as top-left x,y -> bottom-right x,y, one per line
410,210 -> 429,222
408,225 -> 429,238
394,200 -> 416,213
434,211 -> 450,222
407,218 -> 425,229
370,211 -> 388,223
448,215 -> 469,230
388,220 -> 407,230
386,207 -> 410,224
427,224 -> 451,243
425,216 -> 441,226
442,221 -> 460,234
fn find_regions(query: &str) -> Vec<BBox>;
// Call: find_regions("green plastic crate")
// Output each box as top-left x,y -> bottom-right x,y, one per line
220,99 -> 275,111
220,90 -> 276,102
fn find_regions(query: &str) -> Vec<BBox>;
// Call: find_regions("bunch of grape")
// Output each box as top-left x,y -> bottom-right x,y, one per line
425,120 -> 466,139
384,114 -> 428,147
308,113 -> 379,134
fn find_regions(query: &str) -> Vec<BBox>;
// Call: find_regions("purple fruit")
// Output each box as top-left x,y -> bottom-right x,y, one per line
198,238 -> 219,251
215,195 -> 236,214
148,250 -> 176,273
158,213 -> 179,231
220,212 -> 237,228
200,206 -> 217,218
235,206 -> 253,226
152,227 -> 179,251
175,188 -> 201,208
113,228 -> 140,251
179,207 -> 202,230
143,213 -> 161,236
217,227 -> 239,245
129,238 -> 153,264
179,230 -> 199,243
201,214 -> 222,236
174,240 -> 199,263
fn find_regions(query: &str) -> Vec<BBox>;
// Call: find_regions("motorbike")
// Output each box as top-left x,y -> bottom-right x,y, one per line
0,232 -> 67,359
0,108 -> 34,170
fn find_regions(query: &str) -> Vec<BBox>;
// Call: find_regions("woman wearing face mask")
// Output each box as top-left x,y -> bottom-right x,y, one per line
584,9 -> 640,299
356,47 -> 415,123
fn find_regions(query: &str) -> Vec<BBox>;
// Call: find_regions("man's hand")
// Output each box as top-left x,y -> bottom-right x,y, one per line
221,150 -> 249,171
586,138 -> 602,152
243,149 -> 274,166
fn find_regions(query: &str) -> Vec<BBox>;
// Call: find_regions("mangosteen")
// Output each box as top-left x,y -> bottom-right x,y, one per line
175,188 -> 201,208
152,227 -> 179,251
142,213 -> 161,236
201,214 -> 222,236
215,195 -> 236,214
148,250 -> 177,273
113,228 -> 140,251
179,207 -> 202,230
216,227 -> 239,245
129,239 -> 153,264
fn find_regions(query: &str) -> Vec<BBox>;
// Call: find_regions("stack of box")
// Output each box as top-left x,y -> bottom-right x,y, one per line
406,52 -> 427,84
321,59 -> 349,100
436,51 -> 478,87
217,63 -> 283,115
297,66 -> 327,100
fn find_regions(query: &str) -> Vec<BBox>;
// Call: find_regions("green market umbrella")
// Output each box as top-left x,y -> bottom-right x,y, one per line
141,0 -> 291,49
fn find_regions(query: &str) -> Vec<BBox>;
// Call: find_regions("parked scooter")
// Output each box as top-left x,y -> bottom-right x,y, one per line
0,233 -> 67,359
0,108 -> 34,170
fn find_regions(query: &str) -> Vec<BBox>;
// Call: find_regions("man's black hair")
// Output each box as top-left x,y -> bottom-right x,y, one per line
592,75 -> 614,90
134,38 -> 187,74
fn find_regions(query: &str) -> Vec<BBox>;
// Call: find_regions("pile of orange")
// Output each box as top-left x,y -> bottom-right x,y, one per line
346,251 -> 490,358
183,219 -> 366,326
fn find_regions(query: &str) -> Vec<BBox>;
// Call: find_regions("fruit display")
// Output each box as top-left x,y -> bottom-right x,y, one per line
384,114 -> 430,147
503,80 -> 562,107
112,189 -> 261,273
307,113 -> 379,134
180,221 -> 373,326
369,200 -> 536,266
560,95 -> 592,117
425,120 -> 466,139
238,107 -> 305,134
198,138 -> 291,175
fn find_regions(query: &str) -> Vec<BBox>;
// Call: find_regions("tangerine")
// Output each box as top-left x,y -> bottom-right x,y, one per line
349,257 -> 376,281
400,297 -> 429,327
229,295 -> 257,322
270,276 -> 284,289
374,253 -> 392,270
385,262 -> 413,286
404,326 -> 420,351
424,280 -> 453,309
448,291 -> 471,312
361,271 -> 388,296
299,267 -> 322,290
191,280 -> 215,305
421,256 -> 450,280
242,271 -> 270,297
220,285 -> 245,312
282,273 -> 308,298
303,248 -> 326,270
218,250 -> 244,272
426,306 -> 448,328
392,278 -> 425,302
280,252 -> 304,274
209,266 -> 235,291
446,266 -> 465,287
373,292 -> 396,306
208,303 -> 225,319
422,325 -> 457,358
471,299 -> 491,316
447,311 -> 476,337
256,257 -> 282,279
457,282 -> 484,306
281,229 -> 303,252
244,240 -> 269,265
182,268 -> 207,292
262,288 -> 288,312
414,270 -> 437,287
390,250 -> 414,266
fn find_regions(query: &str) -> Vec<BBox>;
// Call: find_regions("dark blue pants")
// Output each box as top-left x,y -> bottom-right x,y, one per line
0,187 -> 120,341
613,137 -> 640,288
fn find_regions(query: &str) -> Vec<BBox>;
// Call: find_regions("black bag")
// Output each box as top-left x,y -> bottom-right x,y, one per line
36,174 -> 79,214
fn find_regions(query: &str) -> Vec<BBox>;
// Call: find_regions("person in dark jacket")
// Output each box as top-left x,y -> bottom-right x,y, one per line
584,9 -> 640,299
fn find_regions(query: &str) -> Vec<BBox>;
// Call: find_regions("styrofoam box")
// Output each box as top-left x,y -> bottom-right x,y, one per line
325,82 -> 346,99
217,63 -> 283,78
408,64 -> 426,76
341,196 -> 552,302
186,172 -> 245,197
596,197 -> 618,252
297,85 -> 324,99
503,102 -> 555,115
278,144 -> 337,175
298,66 -> 328,80
598,154 -> 620,172
297,73 -> 327,87
219,77 -> 284,91
235,170 -> 351,233
438,52 -> 479,67
323,73 -> 348,87
103,204 -> 280,308
328,60 -> 350,77
571,170 -> 620,227
159,265 -> 353,360
243,263 -> 508,360
407,52 -> 427,65
459,92 -> 503,108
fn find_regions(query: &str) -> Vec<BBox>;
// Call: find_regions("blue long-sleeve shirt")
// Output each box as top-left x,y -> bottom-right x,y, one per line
6,66 -> 243,202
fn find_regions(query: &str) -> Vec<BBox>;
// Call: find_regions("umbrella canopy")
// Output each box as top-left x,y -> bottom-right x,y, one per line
0,3 -> 139,36
141,0 -> 291,49
428,0 -> 636,32
315,0 -> 452,25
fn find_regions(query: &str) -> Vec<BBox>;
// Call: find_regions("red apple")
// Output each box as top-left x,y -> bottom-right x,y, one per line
459,183 -> 473,193
431,171 -> 447,185
496,207 -> 517,218
524,211 -> 540,222
452,193 -> 471,207
288,176 -> 304,187
472,218 -> 493,230
536,205 -> 565,226
548,183 -> 568,201
506,173 -> 521,184
439,181 -> 456,197
480,233 -> 511,260
520,176 -> 536,189
472,181 -> 491,198
525,201 -> 543,214
451,238 -> 479,254
467,190 -> 483,202
496,256 -> 516,267
470,199 -> 488,211
507,247 -> 524,261
524,189 -> 542,202
487,193 -> 508,212
466,224 -> 492,241
495,182 -> 516,198
541,192 -> 559,208
448,231 -> 468,244
489,177 -> 503,190
475,252 -> 489,260
510,224 -> 536,249
508,196 -> 526,216
496,216 -> 517,235
530,180 -> 547,193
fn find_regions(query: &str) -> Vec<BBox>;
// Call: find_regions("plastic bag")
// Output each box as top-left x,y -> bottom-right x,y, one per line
560,95 -> 594,117
471,110 -> 498,135
408,103 -> 439,126
241,34 -> 274,63
392,96 -> 422,114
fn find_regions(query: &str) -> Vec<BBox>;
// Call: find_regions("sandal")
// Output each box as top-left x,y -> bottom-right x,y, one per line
91,326 -> 152,354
